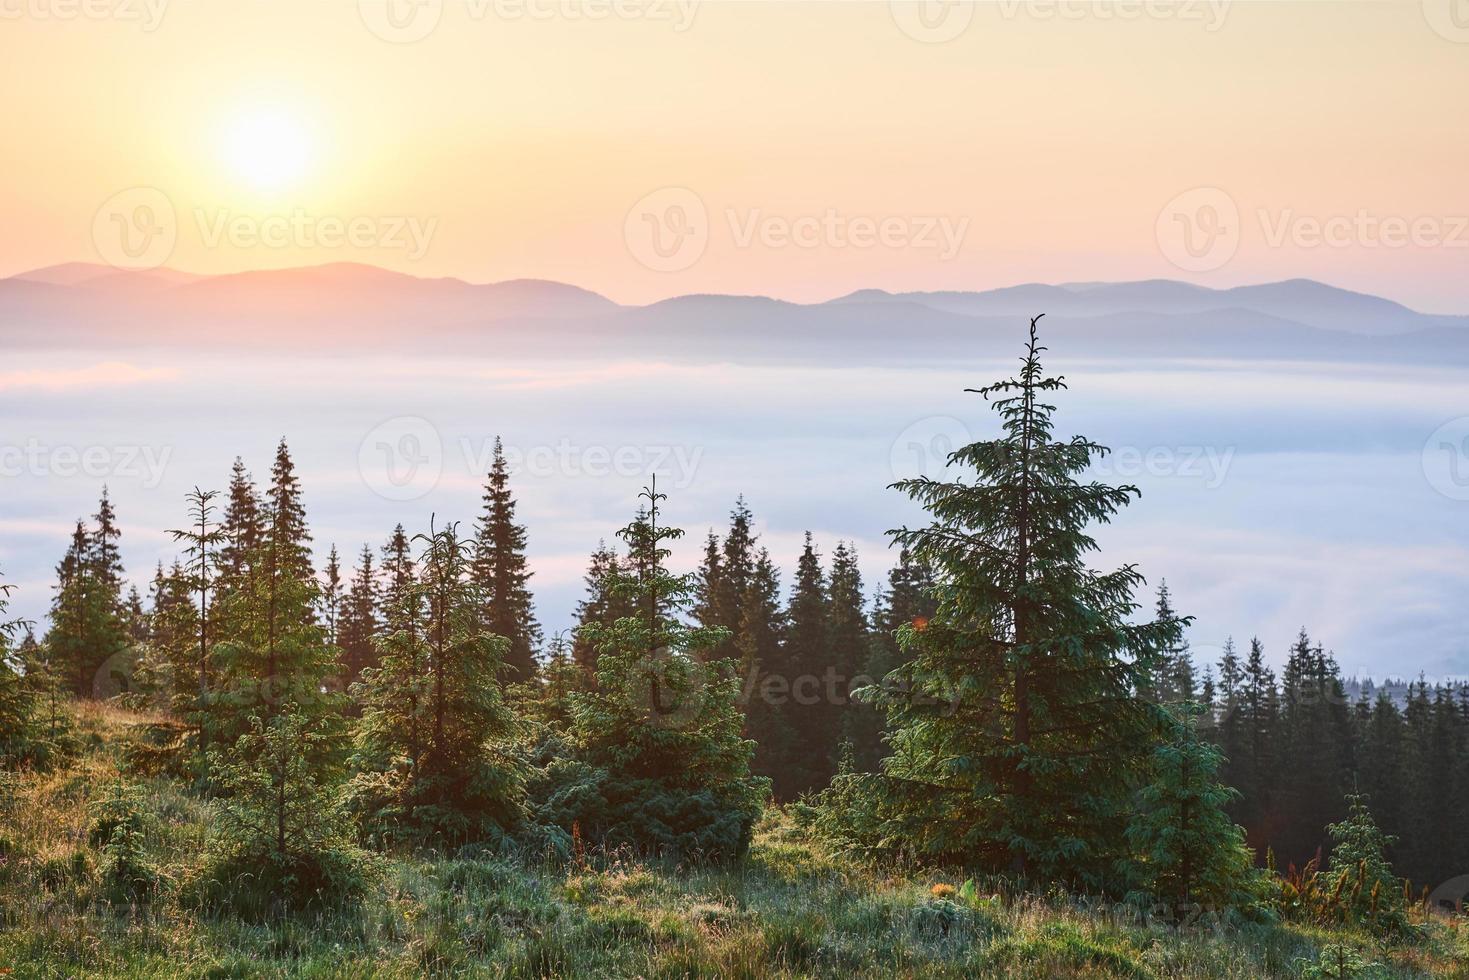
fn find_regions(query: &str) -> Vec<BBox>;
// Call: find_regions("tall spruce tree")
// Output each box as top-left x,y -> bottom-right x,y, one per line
471,438 -> 542,684
738,547 -> 792,784
1275,630 -> 1351,867
217,457 -> 263,598
90,487 -> 126,601
827,541 -> 869,766
1234,637 -> 1278,856
211,442 -> 337,745
775,532 -> 830,799
694,498 -> 758,665
860,317 -> 1185,886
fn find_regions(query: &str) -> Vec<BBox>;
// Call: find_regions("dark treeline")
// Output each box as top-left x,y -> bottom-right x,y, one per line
0,323 -> 1450,929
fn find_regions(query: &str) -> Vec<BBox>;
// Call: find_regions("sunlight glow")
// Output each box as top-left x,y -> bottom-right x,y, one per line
220,107 -> 314,193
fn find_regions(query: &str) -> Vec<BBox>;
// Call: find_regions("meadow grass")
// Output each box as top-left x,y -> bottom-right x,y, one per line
0,703 -> 1462,979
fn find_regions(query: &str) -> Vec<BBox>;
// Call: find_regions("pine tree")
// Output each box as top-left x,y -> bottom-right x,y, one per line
166,487 -> 224,770
1275,630 -> 1351,868
827,541 -> 868,766
694,498 -> 758,665
352,521 -> 525,845
693,530 -> 723,634
90,487 -> 126,600
1213,637 -> 1243,768
321,545 -> 343,647
849,548 -> 936,772
738,547 -> 791,784
774,532 -> 830,798
1356,692 -> 1406,872
526,632 -> 583,730
471,438 -> 542,684
0,568 -> 40,766
1197,666 -> 1217,738
49,520 -> 102,696
555,480 -> 768,860
1126,706 -> 1263,916
1323,791 -> 1408,936
858,318 -> 1185,887
138,561 -> 199,714
1234,637 -> 1278,855
380,524 -> 415,624
337,545 -> 379,689
123,585 -> 148,646
1151,582 -> 1195,705
571,541 -> 634,676
202,704 -> 369,913
217,457 -> 263,596
210,442 -> 337,746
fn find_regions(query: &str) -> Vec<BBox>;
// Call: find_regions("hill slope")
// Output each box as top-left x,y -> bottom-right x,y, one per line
0,703 -> 1460,979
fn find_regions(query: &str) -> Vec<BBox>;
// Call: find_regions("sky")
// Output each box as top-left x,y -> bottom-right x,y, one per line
2,1 -> 1468,310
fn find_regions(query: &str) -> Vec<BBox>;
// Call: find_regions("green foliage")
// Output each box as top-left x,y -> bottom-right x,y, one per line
848,547 -> 936,773
207,441 -> 342,761
1125,705 -> 1268,916
1322,792 -> 1410,937
336,543 -> 379,687
198,705 -> 372,914
547,482 -> 769,861
0,571 -> 40,767
1294,943 -> 1386,980
472,437 -> 543,684
88,780 -> 159,903
47,504 -> 131,700
1,707 -> 1464,979
842,318 -> 1185,889
350,521 -> 527,847
571,540 -> 635,675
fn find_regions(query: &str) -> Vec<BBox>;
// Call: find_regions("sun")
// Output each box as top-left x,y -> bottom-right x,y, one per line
220,107 -> 314,193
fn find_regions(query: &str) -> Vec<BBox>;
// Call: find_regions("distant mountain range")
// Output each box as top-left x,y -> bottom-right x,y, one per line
5,262 -> 1467,364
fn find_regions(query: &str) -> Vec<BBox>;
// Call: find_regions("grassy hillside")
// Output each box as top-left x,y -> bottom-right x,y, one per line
0,704 -> 1462,979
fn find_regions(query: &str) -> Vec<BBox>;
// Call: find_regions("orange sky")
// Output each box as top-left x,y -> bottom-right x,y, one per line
3,0 -> 1467,310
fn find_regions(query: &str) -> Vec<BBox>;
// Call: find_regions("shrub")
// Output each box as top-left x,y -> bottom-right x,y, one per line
549,488 -> 768,862
87,780 -> 160,903
191,706 -> 375,916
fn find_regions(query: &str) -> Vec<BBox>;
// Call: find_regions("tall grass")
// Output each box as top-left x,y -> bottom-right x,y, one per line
0,703 -> 1462,979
